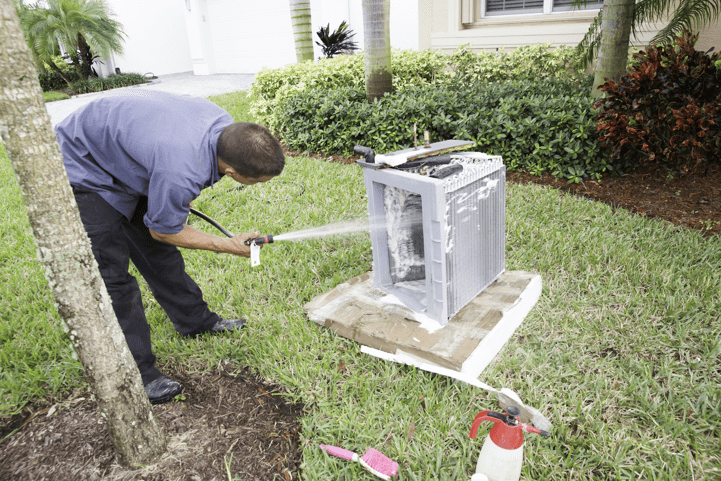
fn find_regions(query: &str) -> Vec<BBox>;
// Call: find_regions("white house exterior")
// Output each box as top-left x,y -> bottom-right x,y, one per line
430,0 -> 720,54
98,0 -> 720,78
99,0 -> 424,77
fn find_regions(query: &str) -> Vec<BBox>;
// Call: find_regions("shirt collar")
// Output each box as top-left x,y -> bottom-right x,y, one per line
206,128 -> 225,188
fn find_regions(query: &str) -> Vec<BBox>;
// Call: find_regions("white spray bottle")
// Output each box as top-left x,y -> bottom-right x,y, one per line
468,405 -> 550,481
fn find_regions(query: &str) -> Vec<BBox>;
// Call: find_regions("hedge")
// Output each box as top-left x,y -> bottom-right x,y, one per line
275,76 -> 611,182
71,73 -> 150,94
250,45 -> 585,134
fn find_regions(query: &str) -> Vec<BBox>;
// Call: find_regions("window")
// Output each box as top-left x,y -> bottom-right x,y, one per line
551,0 -> 603,13
462,0 -> 603,21
486,0 -> 544,16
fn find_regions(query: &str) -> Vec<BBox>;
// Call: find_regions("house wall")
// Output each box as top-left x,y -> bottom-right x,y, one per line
428,0 -> 720,54
100,0 -> 423,77
201,0 -> 421,74
696,17 -> 720,53
203,0 -> 296,73
100,0 -> 192,77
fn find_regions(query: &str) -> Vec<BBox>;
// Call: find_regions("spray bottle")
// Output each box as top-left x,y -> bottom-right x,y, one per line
468,406 -> 550,481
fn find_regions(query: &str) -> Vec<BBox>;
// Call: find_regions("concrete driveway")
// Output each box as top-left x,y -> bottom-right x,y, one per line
45,71 -> 255,126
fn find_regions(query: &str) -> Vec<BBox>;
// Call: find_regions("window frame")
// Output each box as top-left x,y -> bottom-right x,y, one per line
461,0 -> 603,23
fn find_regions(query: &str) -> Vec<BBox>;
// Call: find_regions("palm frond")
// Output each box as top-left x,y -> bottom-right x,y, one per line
649,0 -> 721,46
15,0 -> 125,79
575,0 -> 720,68
575,9 -> 604,68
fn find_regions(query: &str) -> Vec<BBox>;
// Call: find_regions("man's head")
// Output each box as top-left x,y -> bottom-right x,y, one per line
217,122 -> 285,182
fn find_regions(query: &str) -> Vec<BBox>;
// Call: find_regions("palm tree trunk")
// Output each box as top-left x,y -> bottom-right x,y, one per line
0,0 -> 167,466
78,33 -> 94,79
289,0 -> 314,62
592,0 -> 635,98
362,0 -> 392,102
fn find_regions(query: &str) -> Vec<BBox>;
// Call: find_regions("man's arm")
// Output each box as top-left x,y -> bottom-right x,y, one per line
149,224 -> 258,257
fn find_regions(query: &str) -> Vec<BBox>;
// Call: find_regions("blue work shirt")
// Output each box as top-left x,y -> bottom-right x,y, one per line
55,90 -> 234,234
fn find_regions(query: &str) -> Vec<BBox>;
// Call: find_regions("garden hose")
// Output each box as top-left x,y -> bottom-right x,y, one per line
189,208 -> 234,238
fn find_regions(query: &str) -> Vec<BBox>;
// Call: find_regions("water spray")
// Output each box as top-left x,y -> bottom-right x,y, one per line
190,209 -> 381,247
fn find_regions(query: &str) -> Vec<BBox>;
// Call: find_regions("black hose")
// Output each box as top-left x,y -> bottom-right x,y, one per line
189,208 -> 234,238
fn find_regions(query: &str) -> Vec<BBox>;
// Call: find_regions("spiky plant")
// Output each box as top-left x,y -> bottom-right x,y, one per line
315,21 -> 359,59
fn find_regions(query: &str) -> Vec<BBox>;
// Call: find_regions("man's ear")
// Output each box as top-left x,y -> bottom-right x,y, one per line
218,157 -> 237,179
223,166 -> 239,180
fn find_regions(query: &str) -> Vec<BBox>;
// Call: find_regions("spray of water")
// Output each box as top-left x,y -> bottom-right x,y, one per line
274,219 -> 374,242
272,214 -> 421,242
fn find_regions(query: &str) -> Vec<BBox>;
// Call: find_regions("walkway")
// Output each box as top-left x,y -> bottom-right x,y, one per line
45,71 -> 255,126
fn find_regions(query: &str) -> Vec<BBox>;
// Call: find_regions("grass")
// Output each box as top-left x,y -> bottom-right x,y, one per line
1,93 -> 720,480
42,91 -> 70,102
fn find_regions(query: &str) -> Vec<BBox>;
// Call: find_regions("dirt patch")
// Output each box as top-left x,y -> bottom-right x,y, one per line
0,362 -> 304,481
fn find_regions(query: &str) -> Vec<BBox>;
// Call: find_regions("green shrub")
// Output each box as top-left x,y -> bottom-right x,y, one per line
276,76 -> 610,182
250,54 -> 365,132
38,71 -> 80,92
71,73 -> 150,94
447,43 -> 585,85
595,30 -> 721,174
391,49 -> 453,90
38,56 -> 80,92
251,45 -> 584,132
43,55 -> 74,73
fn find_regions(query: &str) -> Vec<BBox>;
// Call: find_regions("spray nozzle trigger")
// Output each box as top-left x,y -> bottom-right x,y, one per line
470,406 -> 550,440
244,235 -> 273,246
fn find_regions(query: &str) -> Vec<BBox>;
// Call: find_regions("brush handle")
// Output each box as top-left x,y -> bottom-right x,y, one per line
319,444 -> 358,461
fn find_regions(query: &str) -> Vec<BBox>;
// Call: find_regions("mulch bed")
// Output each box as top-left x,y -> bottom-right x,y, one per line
507,163 -> 721,237
0,362 -> 303,481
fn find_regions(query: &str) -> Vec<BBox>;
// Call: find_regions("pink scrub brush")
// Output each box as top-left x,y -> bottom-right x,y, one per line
319,444 -> 399,479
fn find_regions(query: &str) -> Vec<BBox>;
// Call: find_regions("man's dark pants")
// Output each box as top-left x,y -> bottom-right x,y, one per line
72,187 -> 221,385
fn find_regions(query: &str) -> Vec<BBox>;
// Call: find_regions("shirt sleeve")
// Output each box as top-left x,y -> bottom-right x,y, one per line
143,169 -> 201,234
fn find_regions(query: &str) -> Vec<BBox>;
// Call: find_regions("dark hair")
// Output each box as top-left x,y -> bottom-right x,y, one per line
217,123 -> 285,178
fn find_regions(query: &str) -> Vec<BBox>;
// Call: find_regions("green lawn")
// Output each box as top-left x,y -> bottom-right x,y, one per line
0,92 -> 719,480
42,91 -> 70,102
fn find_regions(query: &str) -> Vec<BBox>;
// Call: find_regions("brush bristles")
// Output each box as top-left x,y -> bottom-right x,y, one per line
360,448 -> 399,477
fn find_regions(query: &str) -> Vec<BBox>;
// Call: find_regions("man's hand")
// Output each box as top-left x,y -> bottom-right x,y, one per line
150,225 -> 263,258
226,232 -> 263,258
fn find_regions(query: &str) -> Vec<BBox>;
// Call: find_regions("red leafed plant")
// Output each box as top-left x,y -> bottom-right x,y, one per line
594,30 -> 720,175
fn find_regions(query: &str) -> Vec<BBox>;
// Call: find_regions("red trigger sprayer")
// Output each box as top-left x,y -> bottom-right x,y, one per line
468,406 -> 550,481
243,235 -> 273,246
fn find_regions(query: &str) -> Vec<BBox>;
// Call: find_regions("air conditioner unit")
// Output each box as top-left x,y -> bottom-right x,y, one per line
359,145 -> 506,326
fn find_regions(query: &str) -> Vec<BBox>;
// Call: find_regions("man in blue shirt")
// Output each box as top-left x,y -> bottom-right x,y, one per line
55,90 -> 285,404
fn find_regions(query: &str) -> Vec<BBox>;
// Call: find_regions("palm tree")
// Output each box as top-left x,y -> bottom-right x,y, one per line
576,0 -> 721,96
17,0 -> 125,84
1,0 -> 166,466
588,0 -> 635,97
289,0 -> 314,62
362,0 -> 392,102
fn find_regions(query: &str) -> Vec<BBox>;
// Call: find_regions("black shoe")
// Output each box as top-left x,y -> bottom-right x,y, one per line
209,318 -> 246,334
144,375 -> 183,404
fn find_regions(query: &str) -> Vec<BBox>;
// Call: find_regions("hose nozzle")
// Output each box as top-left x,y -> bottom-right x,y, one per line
244,235 -> 273,246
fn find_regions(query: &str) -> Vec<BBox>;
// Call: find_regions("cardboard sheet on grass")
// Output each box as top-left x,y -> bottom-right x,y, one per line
305,270 -> 541,379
